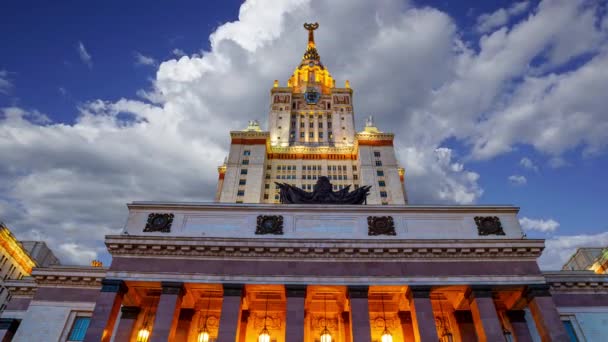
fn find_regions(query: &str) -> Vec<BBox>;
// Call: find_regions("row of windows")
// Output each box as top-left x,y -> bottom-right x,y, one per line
273,165 -> 357,172
297,122 -> 332,129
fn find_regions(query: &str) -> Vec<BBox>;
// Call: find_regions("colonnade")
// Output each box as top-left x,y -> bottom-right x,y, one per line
83,281 -> 569,342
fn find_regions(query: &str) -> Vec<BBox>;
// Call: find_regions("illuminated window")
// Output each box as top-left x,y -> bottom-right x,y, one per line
67,317 -> 91,341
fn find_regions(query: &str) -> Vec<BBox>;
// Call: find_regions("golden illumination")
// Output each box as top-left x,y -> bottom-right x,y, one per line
273,80 -> 279,88
197,330 -> 210,342
0,226 -> 36,275
258,327 -> 271,342
320,328 -> 332,342
381,329 -> 393,342
136,327 -> 150,342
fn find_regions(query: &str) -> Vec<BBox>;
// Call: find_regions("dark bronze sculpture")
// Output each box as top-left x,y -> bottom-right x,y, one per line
276,176 -> 371,204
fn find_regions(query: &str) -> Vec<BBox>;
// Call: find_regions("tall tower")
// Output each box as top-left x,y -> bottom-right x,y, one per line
216,23 -> 408,205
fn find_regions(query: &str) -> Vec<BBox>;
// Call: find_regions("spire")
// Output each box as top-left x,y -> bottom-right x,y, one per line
302,22 -> 320,61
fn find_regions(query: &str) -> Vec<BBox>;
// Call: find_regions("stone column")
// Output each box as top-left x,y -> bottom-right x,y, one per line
468,286 -> 504,342
506,310 -> 533,342
348,286 -> 372,342
398,311 -> 415,342
526,285 -> 569,342
285,285 -> 306,342
408,286 -> 439,342
150,282 -> 184,342
217,284 -> 243,342
0,318 -> 20,341
114,306 -> 140,341
454,311 -> 477,342
84,279 -> 126,342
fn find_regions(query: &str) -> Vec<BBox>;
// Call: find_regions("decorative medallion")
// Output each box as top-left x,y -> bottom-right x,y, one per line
144,213 -> 174,233
367,216 -> 396,236
256,215 -> 284,235
474,216 -> 505,236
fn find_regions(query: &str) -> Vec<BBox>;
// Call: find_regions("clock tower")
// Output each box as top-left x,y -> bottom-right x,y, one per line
216,23 -> 408,205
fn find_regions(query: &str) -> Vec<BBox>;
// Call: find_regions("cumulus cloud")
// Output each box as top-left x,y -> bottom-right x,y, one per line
539,231 -> 608,270
0,70 -> 12,94
1,0 -> 607,264
519,217 -> 560,232
508,175 -> 527,185
519,157 -> 538,172
77,41 -> 92,67
134,52 -> 157,66
172,48 -> 186,57
476,1 -> 530,33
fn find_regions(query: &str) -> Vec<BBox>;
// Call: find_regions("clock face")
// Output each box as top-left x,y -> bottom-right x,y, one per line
304,86 -> 321,104
308,61 -> 314,67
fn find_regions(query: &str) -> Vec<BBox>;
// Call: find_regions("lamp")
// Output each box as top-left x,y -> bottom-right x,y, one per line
438,301 -> 453,342
380,294 -> 393,342
198,294 -> 211,342
136,307 -> 152,342
319,295 -> 332,342
258,294 -> 271,342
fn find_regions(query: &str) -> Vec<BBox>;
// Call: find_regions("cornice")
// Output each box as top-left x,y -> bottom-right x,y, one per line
106,236 -> 544,260
31,266 -> 107,289
543,271 -> 608,293
230,131 -> 270,138
4,278 -> 37,297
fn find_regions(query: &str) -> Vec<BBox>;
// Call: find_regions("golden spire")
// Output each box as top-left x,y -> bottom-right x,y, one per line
303,22 -> 319,48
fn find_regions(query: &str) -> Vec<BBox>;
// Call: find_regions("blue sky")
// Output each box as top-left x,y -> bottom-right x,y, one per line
1,0 -> 608,268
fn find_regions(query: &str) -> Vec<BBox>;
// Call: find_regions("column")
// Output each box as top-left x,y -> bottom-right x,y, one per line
0,318 -> 20,341
84,279 -> 126,342
150,282 -> 184,342
114,306 -> 140,341
526,285 -> 569,342
468,286 -> 504,342
506,310 -> 533,342
398,312 -> 415,342
408,286 -> 439,342
453,311 -> 477,342
285,285 -> 306,342
217,283 -> 243,342
349,286 -> 372,342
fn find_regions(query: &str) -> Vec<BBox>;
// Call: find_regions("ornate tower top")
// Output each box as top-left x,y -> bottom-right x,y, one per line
304,22 -> 319,48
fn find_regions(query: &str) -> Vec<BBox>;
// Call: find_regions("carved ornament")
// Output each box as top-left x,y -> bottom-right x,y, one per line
144,213 -> 174,233
256,215 -> 284,235
367,216 -> 396,236
474,216 -> 505,236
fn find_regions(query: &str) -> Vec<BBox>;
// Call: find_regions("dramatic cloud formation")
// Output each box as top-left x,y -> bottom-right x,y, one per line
519,217 -> 559,232
77,41 -> 92,67
508,175 -> 527,185
1,0 -> 607,265
134,52 -> 157,66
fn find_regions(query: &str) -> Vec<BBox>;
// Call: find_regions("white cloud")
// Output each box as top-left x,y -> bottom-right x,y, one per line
539,231 -> 608,270
134,52 -> 156,66
520,217 -> 560,232
508,175 -> 527,185
172,48 -> 186,57
519,157 -> 538,172
476,1 -> 530,33
0,70 -> 13,94
1,0 -> 607,264
77,41 -> 92,67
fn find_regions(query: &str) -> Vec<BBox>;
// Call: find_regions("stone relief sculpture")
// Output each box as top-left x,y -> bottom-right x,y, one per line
474,216 -> 506,236
143,213 -> 174,233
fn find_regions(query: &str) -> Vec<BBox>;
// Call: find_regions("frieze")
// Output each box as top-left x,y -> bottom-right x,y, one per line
367,216 -> 396,236
474,216 -> 505,236
256,215 -> 284,235
31,268 -> 106,289
144,213 -> 174,233
106,237 -> 544,260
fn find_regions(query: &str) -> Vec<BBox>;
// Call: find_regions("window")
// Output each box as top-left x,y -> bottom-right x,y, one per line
265,174 -> 271,179
375,160 -> 382,166
243,150 -> 251,156
237,190 -> 245,196
318,122 -> 323,128
309,132 -> 314,138
240,169 -> 248,175
328,122 -> 332,128
236,200 -> 243,203
264,194 -> 269,199
352,165 -> 357,171
300,132 -> 305,138
328,114 -> 332,119
374,151 -> 381,157
380,191 -> 388,198
300,122 -> 305,128
353,174 -> 358,180
378,181 -> 386,187
318,132 -> 323,139
341,116 -> 344,120
377,170 -> 384,177
328,131 -> 333,139
242,159 -> 249,165
239,179 -> 246,185
562,317 -> 580,341
267,165 -> 272,170
67,317 -> 91,341
265,184 -> 270,189
309,122 -> 314,128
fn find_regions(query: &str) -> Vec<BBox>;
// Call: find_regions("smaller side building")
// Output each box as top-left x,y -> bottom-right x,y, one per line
562,247 -> 608,274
